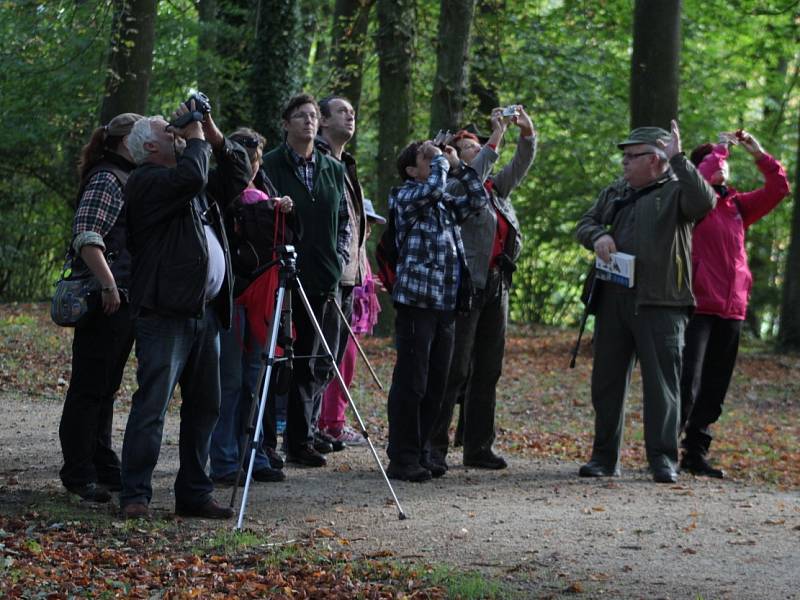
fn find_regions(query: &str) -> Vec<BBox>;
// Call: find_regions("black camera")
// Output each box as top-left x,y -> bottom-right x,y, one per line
169,91 -> 212,129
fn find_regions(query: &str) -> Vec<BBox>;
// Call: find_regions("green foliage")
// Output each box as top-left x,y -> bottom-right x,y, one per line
0,0 -> 796,335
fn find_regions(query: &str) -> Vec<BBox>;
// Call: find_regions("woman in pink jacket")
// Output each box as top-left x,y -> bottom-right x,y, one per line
680,130 -> 790,477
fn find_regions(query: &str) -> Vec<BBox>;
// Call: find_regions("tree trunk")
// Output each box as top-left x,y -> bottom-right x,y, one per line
778,105 -> 800,351
375,0 -> 415,212
330,0 -> 374,151
630,0 -> 681,129
301,0 -> 334,94
196,0 -> 219,107
469,0 -> 501,120
100,0 -> 157,124
251,0 -> 305,150
429,0 -> 475,135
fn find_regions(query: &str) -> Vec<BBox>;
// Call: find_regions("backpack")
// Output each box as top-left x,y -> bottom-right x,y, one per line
374,206 -> 399,293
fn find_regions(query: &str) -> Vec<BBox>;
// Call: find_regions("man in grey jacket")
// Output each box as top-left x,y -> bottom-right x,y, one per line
429,106 -> 536,470
575,121 -> 716,483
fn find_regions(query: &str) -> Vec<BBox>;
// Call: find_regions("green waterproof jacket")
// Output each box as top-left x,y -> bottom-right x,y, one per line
575,154 -> 716,308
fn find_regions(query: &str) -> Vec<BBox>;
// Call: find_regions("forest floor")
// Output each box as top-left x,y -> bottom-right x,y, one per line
1,303 -> 798,599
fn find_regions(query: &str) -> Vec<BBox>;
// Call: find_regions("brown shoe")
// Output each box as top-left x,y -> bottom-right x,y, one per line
175,498 -> 233,519
121,502 -> 149,520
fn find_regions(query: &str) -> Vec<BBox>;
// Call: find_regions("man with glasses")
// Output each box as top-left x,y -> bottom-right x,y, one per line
261,93 -> 350,468
575,121 -> 715,483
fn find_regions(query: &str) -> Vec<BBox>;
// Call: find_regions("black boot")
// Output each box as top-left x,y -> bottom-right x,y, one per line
680,453 -> 724,478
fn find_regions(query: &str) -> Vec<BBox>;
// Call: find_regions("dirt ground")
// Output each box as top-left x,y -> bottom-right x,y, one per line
1,391 -> 798,599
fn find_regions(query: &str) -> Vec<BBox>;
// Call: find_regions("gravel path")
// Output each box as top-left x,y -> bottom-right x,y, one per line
1,392 -> 798,599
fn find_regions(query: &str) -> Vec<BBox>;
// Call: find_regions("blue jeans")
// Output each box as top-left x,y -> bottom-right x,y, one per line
120,310 -> 221,509
210,305 -> 271,478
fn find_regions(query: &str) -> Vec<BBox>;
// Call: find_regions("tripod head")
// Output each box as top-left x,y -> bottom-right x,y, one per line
275,245 -> 298,283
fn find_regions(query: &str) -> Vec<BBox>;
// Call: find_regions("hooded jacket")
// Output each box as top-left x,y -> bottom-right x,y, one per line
691,152 -> 789,319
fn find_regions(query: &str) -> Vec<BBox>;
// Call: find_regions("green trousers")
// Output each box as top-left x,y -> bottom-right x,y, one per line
589,286 -> 688,471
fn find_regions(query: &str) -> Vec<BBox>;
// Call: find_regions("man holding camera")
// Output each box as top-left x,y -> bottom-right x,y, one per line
260,93 -> 350,468
429,105 -> 536,471
575,121 -> 716,483
120,99 -> 251,519
385,140 -> 486,482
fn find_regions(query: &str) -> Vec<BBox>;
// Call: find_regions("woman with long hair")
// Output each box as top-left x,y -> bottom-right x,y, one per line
59,113 -> 143,502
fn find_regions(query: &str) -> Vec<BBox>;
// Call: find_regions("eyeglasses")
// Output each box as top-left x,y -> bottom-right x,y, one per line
621,151 -> 654,162
290,112 -> 318,122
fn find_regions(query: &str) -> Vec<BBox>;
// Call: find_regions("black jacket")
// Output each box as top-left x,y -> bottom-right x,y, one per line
125,138 -> 251,328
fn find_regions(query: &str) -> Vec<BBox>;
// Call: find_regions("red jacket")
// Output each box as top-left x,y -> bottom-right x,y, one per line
691,153 -> 790,319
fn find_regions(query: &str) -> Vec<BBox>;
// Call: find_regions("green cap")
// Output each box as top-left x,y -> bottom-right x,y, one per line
617,126 -> 671,149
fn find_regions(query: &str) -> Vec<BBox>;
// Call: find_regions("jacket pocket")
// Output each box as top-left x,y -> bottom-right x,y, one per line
156,257 -> 205,314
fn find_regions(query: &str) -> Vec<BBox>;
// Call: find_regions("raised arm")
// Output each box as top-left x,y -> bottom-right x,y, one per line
731,133 -> 790,228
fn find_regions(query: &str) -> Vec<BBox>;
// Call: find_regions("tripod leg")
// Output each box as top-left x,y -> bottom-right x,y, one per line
331,299 -> 384,391
295,280 -> 407,520
228,359 -> 267,509
235,285 -> 287,530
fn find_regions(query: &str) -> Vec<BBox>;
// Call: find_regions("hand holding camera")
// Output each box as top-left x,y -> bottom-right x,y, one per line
169,91 -> 211,129
735,129 -> 765,158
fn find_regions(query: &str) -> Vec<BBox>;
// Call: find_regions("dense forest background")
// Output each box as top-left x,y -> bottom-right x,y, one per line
1,0 -> 798,348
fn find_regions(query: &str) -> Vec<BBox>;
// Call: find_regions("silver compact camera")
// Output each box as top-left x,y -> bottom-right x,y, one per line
502,105 -> 518,118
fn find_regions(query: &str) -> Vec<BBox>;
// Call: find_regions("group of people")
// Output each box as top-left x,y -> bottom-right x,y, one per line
58,87 -> 788,520
576,121 -> 789,483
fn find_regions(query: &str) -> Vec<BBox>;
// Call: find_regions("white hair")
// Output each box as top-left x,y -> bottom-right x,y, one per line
127,117 -> 161,165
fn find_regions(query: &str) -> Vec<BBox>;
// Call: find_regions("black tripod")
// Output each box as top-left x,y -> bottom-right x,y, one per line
233,245 -> 406,529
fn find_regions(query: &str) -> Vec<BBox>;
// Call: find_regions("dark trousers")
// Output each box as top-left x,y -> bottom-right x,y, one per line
310,286 -> 354,430
387,304 -> 456,466
285,292 -> 338,452
59,303 -> 134,489
590,289 -> 688,471
430,271 -> 508,461
120,310 -> 221,509
680,314 -> 742,456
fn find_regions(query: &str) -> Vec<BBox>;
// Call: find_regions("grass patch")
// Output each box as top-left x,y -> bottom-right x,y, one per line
426,564 -> 513,599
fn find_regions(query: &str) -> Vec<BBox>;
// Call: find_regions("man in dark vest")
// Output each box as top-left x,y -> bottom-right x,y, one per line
261,93 -> 350,467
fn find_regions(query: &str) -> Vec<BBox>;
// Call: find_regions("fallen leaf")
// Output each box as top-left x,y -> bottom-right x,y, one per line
315,527 -> 335,538
566,581 -> 584,593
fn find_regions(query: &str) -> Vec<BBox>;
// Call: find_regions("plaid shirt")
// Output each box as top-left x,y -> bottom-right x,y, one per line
71,171 -> 124,253
287,145 -> 316,192
287,144 -> 351,265
391,155 -> 486,310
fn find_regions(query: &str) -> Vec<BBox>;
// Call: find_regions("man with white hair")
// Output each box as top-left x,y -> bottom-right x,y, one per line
120,103 -> 251,519
575,121 -> 715,484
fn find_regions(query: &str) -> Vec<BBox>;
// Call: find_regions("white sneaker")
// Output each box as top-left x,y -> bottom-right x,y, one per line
325,425 -> 367,446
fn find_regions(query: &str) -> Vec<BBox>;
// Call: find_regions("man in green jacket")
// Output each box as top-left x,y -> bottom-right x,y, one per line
261,93 -> 350,468
575,120 -> 716,483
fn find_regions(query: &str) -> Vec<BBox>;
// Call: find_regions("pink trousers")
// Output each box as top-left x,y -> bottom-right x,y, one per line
318,336 -> 359,432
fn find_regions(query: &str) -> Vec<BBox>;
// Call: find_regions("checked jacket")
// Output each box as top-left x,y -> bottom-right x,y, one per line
390,154 -> 486,311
